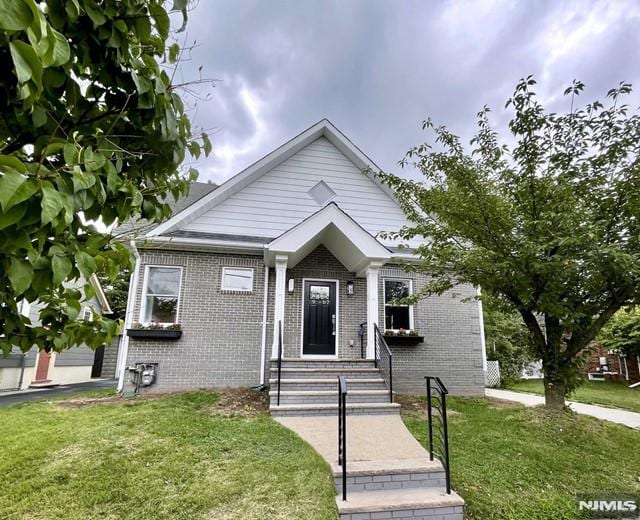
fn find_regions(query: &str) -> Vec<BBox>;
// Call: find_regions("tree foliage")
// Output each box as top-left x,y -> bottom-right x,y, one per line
0,0 -> 210,355
97,267 -> 131,321
376,77 -> 640,408
598,307 -> 640,357
482,295 -> 535,386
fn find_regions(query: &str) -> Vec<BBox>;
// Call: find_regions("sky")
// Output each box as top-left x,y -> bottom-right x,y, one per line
173,0 -> 640,185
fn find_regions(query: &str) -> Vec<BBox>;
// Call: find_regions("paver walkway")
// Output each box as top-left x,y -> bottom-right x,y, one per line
486,388 -> 640,430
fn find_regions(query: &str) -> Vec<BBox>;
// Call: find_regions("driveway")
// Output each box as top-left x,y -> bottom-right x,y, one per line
0,379 -> 116,407
486,388 -> 640,430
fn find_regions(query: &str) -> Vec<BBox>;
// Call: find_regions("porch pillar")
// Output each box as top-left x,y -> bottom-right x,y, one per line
366,263 -> 381,359
271,254 -> 288,358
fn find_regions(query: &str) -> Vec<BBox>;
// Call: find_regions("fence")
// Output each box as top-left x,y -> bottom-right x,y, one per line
486,360 -> 501,387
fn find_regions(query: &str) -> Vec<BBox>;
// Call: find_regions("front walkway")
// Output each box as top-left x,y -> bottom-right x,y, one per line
486,388 -> 640,430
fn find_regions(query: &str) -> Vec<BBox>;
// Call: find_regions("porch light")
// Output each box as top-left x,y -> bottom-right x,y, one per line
287,278 -> 295,293
346,280 -> 354,296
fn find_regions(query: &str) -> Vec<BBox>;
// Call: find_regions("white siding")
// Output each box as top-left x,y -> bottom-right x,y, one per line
182,137 -> 416,247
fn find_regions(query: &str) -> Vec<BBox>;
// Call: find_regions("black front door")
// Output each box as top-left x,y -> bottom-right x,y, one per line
303,281 -> 337,355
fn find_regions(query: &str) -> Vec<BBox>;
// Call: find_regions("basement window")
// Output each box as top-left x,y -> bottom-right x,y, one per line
308,180 -> 336,205
384,279 -> 414,330
221,267 -> 254,292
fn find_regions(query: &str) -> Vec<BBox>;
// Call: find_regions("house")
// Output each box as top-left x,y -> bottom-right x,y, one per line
116,119 -> 487,396
0,274 -> 113,391
583,343 -> 640,383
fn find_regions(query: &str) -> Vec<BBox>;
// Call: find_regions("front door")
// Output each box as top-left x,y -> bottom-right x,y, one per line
303,281 -> 337,356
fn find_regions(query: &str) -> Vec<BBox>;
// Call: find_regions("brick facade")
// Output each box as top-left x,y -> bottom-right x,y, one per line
125,246 -> 485,395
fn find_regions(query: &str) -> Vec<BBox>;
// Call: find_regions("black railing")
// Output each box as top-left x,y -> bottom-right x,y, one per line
358,321 -> 367,359
337,375 -> 348,501
276,320 -> 283,406
425,376 -> 451,494
373,324 -> 393,403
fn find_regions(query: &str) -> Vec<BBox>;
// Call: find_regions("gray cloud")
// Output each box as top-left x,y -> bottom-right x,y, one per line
175,0 -> 640,184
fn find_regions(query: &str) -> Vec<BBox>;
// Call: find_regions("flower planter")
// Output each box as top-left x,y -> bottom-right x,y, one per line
384,335 -> 424,346
127,329 -> 182,340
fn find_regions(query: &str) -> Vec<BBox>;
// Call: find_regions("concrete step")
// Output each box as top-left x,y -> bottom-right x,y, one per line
332,458 -> 447,494
271,358 -> 376,369
336,487 -> 464,520
269,402 -> 400,417
270,367 -> 381,379
269,378 -> 388,391
269,389 -> 392,405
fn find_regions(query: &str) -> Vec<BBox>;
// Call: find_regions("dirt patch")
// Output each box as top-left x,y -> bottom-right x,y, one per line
207,388 -> 269,417
396,393 -> 461,417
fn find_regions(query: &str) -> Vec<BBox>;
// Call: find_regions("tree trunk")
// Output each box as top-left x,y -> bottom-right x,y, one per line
542,369 -> 567,410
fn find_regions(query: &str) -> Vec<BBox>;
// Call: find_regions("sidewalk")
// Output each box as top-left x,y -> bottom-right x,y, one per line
485,388 -> 640,430
0,379 -> 116,407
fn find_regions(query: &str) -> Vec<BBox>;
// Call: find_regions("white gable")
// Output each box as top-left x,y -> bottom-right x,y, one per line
181,137 -> 411,247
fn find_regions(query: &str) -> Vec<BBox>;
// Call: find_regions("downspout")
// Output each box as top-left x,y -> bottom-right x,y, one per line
258,265 -> 269,386
477,288 -> 488,374
116,241 -> 141,393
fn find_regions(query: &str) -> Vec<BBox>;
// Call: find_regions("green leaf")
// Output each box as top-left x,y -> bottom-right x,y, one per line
84,0 -> 106,26
9,40 -> 43,91
202,132 -> 212,156
168,43 -> 180,64
49,28 -> 71,66
32,105 -> 47,127
0,203 -> 28,230
41,183 -> 64,225
65,0 -> 80,21
0,0 -> 34,31
150,4 -> 169,38
84,147 -> 106,171
0,169 -> 27,211
7,179 -> 38,208
8,257 -> 33,295
63,143 -> 78,165
52,254 -> 72,285
75,251 -> 97,278
0,155 -> 27,173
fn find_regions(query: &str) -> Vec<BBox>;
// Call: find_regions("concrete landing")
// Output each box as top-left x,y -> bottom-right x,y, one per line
275,414 -> 428,464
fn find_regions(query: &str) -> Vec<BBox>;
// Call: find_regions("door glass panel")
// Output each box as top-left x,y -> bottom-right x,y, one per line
309,285 -> 330,304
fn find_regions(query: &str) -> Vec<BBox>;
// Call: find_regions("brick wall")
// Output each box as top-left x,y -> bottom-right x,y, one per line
126,246 -> 485,395
125,249 -> 266,392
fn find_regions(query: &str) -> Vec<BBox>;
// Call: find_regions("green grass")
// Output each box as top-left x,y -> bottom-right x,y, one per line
506,379 -> 640,413
0,390 -> 336,520
400,395 -> 640,520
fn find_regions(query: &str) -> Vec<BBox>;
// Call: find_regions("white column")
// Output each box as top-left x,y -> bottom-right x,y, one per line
366,264 -> 380,359
271,254 -> 288,358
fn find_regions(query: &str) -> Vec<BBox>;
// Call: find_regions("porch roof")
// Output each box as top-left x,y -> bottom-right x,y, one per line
264,203 -> 391,276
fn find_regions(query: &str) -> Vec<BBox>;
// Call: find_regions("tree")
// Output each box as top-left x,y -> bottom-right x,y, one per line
482,294 -> 535,387
375,77 -> 640,409
598,307 -> 640,357
97,267 -> 131,320
0,0 -> 211,355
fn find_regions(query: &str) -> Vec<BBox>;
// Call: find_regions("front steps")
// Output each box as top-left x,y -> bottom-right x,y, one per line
270,359 -> 464,520
269,359 -> 396,416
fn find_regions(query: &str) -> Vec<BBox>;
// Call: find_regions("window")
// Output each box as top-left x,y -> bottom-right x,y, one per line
384,279 -> 413,330
221,267 -> 254,292
141,266 -> 182,323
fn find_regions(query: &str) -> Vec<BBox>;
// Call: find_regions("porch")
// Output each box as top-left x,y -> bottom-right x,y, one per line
264,203 -> 392,361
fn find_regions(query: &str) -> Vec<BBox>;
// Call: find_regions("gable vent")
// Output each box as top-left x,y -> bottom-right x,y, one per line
308,180 -> 336,205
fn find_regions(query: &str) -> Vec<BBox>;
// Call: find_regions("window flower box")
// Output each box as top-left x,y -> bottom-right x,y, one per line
384,329 -> 424,346
127,323 -> 182,340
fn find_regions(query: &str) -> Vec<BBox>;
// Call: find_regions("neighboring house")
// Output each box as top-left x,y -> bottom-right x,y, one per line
583,343 -> 640,383
116,119 -> 487,395
0,274 -> 113,391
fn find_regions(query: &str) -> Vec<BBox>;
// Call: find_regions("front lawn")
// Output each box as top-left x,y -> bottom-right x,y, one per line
399,395 -> 640,520
506,379 -> 640,413
0,390 -> 336,520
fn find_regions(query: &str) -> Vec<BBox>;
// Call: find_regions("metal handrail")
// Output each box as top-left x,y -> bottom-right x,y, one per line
374,324 -> 393,403
276,320 -> 283,406
425,376 -> 451,494
337,375 -> 348,501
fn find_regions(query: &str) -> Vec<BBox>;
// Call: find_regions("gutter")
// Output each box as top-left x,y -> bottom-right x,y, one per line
259,265 -> 269,386
116,241 -> 141,393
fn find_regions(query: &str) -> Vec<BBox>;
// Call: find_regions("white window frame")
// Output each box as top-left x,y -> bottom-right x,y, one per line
221,266 -> 254,292
139,265 -> 183,325
383,278 -> 414,331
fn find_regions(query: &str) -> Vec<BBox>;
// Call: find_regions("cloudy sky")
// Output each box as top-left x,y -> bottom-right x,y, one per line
174,0 -> 640,184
